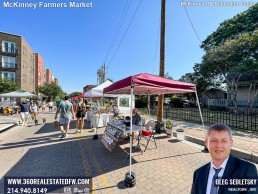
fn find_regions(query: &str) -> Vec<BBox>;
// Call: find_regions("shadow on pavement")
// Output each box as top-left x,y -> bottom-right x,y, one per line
0,130 -> 137,193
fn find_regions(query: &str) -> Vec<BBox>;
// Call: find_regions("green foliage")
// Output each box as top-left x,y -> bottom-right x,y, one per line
69,92 -> 82,98
165,72 -> 173,80
201,3 -> 258,51
135,95 -> 147,108
38,82 -> 64,101
201,32 -> 258,80
106,78 -> 113,82
179,63 -> 220,101
166,120 -> 172,129
0,79 -> 19,94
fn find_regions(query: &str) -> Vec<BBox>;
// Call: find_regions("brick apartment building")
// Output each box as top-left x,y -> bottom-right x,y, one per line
0,32 -> 35,93
83,85 -> 96,93
0,32 -> 59,95
35,53 -> 46,90
46,69 -> 54,84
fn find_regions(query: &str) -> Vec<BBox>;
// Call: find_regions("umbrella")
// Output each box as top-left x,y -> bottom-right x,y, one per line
0,90 -> 37,98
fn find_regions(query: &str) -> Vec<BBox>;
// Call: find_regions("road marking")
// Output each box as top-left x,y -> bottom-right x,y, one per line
80,131 -> 112,194
76,133 -> 96,194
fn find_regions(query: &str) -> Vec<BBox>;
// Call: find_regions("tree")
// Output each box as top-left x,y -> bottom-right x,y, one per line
38,82 -> 64,101
165,72 -> 173,80
201,3 -> 258,51
69,92 -> 82,98
0,79 -> 19,94
201,32 -> 258,112
106,78 -> 113,82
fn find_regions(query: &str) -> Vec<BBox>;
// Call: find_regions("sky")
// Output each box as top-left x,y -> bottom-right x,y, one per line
0,0 -> 255,94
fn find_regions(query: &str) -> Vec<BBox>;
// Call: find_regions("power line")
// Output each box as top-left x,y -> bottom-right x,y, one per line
183,5 -> 202,43
107,0 -> 143,67
103,0 -> 132,63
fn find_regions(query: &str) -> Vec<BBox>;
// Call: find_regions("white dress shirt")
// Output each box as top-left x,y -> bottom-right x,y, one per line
206,156 -> 229,194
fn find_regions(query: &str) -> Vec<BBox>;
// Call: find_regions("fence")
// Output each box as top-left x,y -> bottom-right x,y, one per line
148,107 -> 258,132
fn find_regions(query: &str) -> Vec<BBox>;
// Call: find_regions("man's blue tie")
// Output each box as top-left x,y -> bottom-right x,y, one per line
210,167 -> 222,194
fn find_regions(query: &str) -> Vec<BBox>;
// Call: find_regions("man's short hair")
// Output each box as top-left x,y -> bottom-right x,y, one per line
64,96 -> 69,100
206,123 -> 232,139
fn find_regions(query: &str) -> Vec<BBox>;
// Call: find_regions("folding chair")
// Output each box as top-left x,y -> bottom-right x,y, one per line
137,120 -> 157,152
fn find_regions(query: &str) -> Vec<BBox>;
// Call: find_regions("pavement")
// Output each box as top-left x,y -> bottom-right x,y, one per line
0,113 -> 257,194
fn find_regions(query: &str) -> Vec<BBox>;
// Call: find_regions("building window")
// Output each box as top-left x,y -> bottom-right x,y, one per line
30,77 -> 33,85
22,74 -> 27,83
30,54 -> 33,62
23,46 -> 27,56
22,60 -> 27,68
2,41 -> 15,53
2,56 -> 15,68
30,66 -> 33,73
2,71 -> 15,81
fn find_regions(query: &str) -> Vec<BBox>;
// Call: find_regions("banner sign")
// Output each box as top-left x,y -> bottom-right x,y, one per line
101,123 -> 123,151
4,176 -> 92,194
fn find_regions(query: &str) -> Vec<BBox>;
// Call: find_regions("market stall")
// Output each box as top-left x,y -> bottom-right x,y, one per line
103,73 -> 204,187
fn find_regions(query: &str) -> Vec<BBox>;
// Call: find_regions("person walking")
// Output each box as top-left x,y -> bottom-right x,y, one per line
37,99 -> 42,112
48,100 -> 53,112
75,97 -> 86,133
19,98 -> 31,126
54,96 -> 75,138
42,100 -> 46,112
31,102 -> 39,121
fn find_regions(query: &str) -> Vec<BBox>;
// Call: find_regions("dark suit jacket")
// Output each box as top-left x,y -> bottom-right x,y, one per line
191,154 -> 258,194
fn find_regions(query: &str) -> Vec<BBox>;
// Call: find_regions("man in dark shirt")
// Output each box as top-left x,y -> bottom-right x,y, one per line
132,108 -> 141,125
20,98 -> 31,126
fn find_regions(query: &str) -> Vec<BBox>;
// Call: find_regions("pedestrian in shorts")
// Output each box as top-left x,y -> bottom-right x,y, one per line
54,96 -> 75,138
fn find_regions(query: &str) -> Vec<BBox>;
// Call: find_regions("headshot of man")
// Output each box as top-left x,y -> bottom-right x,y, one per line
191,123 -> 257,194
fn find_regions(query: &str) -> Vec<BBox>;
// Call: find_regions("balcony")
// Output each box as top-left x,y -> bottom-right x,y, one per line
0,62 -> 18,72
0,46 -> 19,57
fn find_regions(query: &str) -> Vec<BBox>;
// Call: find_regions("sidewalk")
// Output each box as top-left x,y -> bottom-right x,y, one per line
0,114 -> 257,193
0,115 -> 20,133
147,116 -> 258,163
1,114 -> 258,162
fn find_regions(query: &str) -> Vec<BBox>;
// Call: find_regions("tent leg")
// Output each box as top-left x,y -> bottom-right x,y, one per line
195,92 -> 209,153
125,85 -> 136,187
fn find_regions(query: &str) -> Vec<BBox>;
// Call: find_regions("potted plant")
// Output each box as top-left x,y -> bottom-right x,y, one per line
165,120 -> 173,138
176,128 -> 185,141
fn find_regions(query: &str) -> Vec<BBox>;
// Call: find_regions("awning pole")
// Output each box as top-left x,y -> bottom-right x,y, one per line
195,91 -> 206,137
129,85 -> 134,175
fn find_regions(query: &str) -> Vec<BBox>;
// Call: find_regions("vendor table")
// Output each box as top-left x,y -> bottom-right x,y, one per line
101,120 -> 143,151
91,113 -> 114,128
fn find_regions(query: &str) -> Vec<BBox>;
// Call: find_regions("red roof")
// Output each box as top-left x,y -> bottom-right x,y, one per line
103,73 -> 196,95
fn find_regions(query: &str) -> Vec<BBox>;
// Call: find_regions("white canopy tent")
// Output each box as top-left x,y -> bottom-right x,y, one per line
0,90 -> 37,98
84,80 -> 117,98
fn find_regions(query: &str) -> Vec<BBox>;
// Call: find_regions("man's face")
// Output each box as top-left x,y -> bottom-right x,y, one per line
205,130 -> 233,165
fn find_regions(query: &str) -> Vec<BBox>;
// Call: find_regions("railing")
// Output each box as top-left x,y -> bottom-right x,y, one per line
146,107 -> 258,132
0,46 -> 19,56
207,99 -> 258,108
208,99 -> 228,107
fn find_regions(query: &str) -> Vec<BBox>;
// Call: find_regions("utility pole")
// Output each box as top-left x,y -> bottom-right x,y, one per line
157,0 -> 165,122
103,63 -> 106,82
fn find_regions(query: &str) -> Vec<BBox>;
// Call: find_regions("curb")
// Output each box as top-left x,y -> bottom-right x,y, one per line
173,132 -> 258,164
0,122 -> 19,133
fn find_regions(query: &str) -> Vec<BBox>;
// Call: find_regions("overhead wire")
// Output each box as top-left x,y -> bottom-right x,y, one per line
183,4 -> 202,43
103,0 -> 132,63
106,0 -> 143,67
